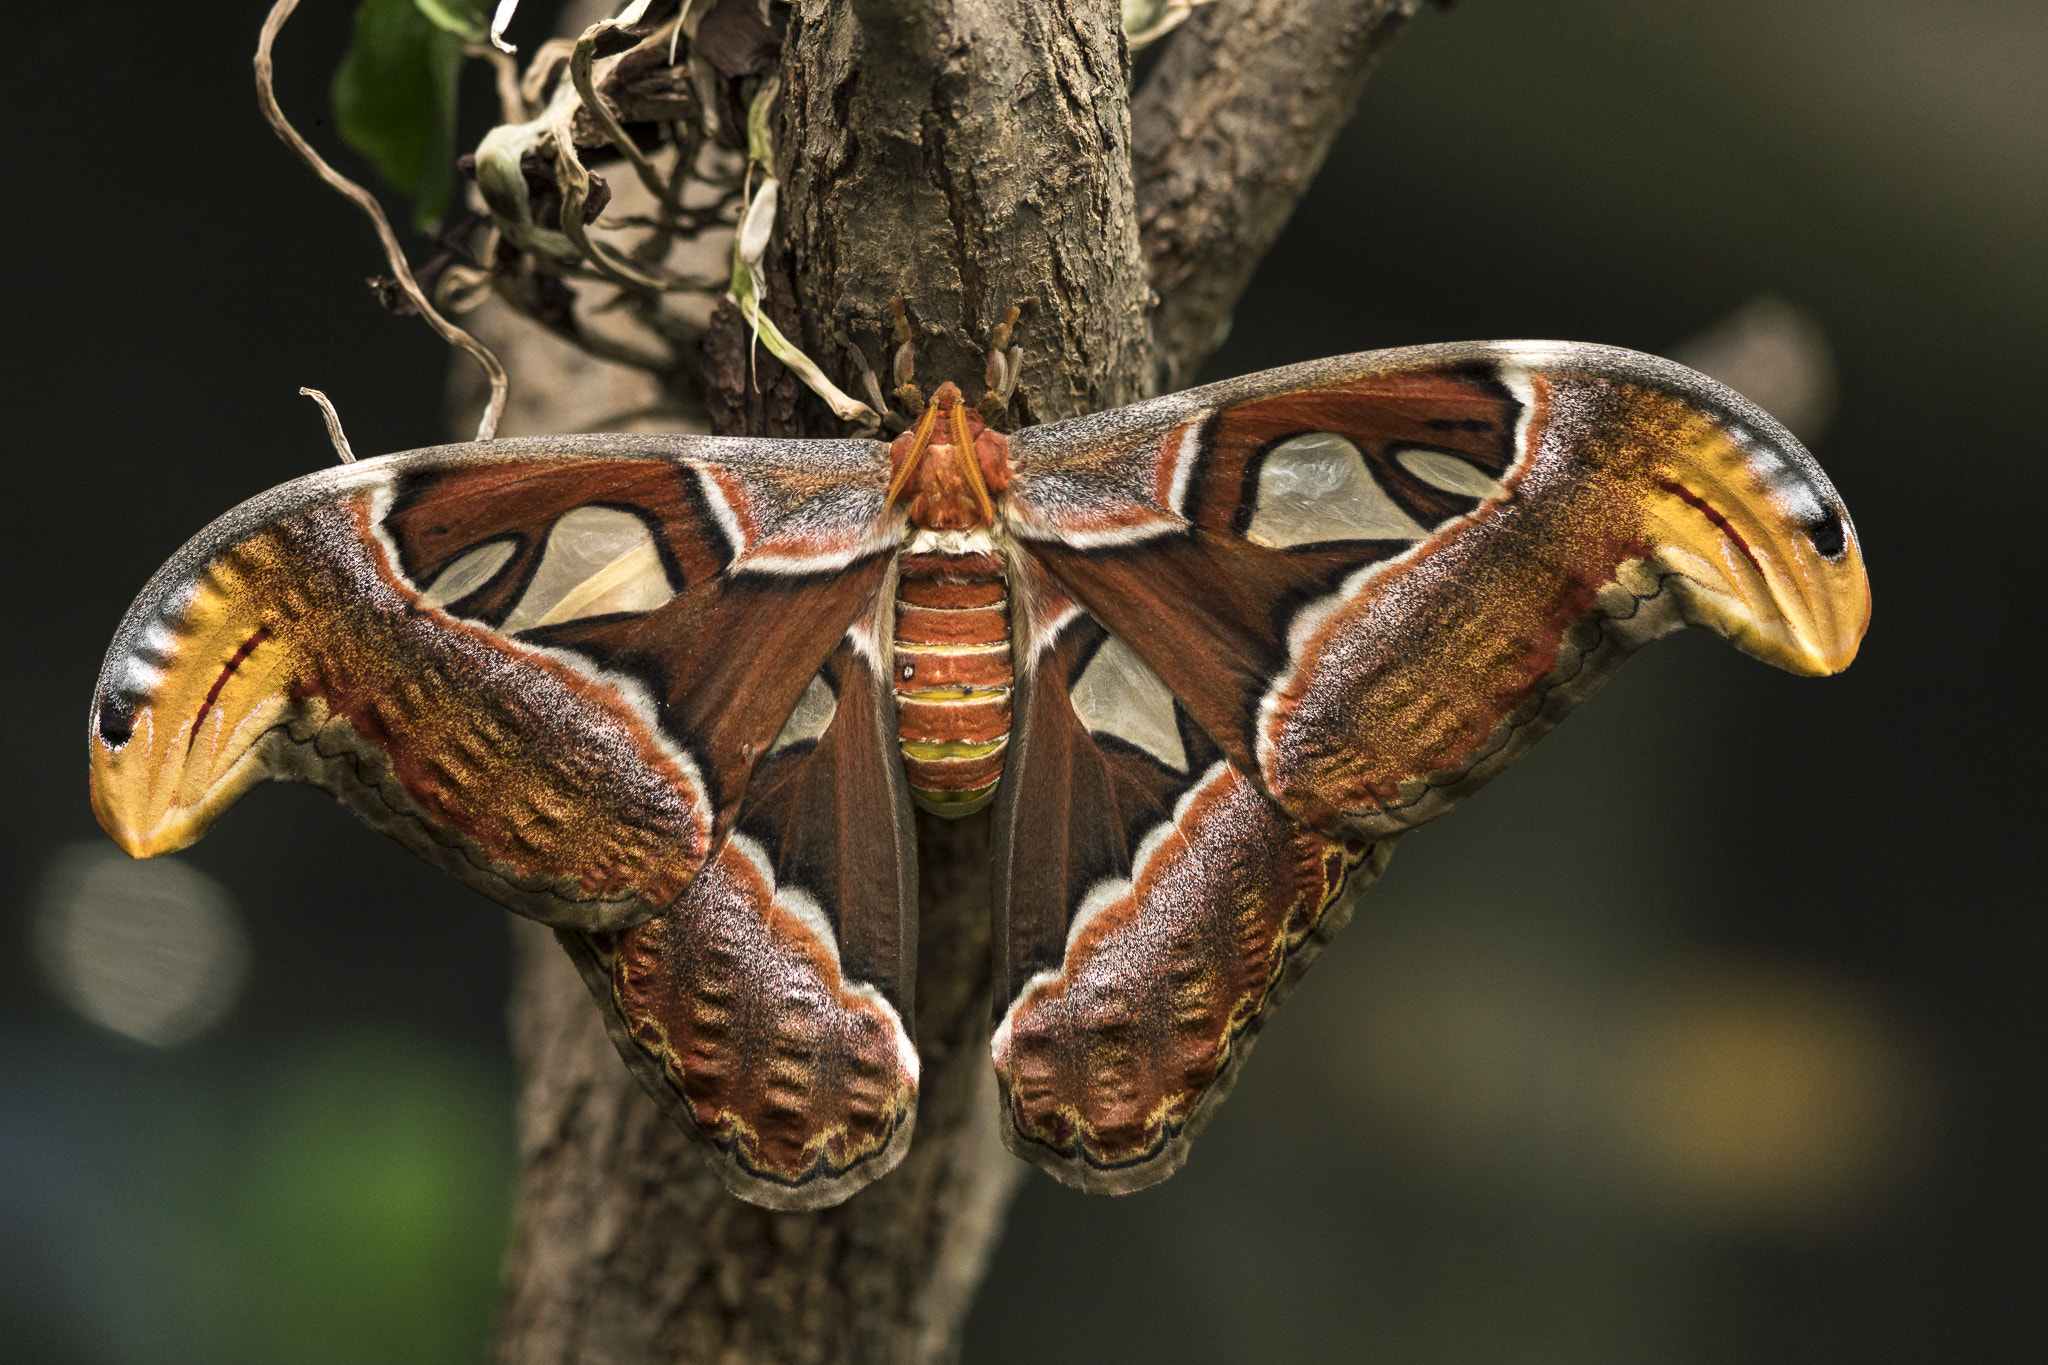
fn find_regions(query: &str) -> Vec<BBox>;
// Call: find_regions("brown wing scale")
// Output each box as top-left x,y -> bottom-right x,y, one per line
88,436 -> 895,931
1008,344 -> 1869,841
560,627 -> 921,1209
995,341 -> 1869,1188
88,343 -> 1872,1211
990,573 -> 1387,1190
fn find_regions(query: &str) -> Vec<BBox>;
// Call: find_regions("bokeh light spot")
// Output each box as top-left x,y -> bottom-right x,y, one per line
1609,961 -> 1930,1227
1334,924 -> 1930,1232
32,842 -> 250,1047
1670,294 -> 1838,442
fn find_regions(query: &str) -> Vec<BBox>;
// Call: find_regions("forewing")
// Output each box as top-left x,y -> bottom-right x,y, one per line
89,432 -> 896,932
990,568 -> 1387,1191
1006,341 -> 1868,841
560,617 -> 921,1209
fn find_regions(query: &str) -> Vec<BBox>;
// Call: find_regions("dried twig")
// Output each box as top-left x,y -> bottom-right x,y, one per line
255,0 -> 510,440
296,387 -> 356,463
570,19 -> 682,209
467,41 -> 530,123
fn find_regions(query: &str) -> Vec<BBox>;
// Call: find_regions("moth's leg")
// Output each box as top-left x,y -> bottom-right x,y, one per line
835,328 -> 904,434
889,296 -> 926,414
978,303 -> 1025,425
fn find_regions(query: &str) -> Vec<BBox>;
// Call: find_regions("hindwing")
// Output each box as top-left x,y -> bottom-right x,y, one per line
562,620 -> 921,1208
990,567 -> 1386,1189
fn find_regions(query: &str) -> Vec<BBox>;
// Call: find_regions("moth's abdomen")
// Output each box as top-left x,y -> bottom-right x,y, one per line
892,552 -> 1012,816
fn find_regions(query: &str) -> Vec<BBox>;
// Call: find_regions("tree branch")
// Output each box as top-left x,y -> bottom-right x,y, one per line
489,1 -> 1148,1361
1133,0 -> 1420,388
472,0 -> 1428,1354
778,0 -> 1149,424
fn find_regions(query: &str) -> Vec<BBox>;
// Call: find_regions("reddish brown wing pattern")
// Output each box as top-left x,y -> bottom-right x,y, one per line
88,434 -> 921,1204
89,436 -> 896,926
998,341 -> 1867,1190
985,358 -> 1522,1187
990,571 -> 1386,1189
1010,343 -> 1867,841
560,629 -> 921,1209
89,341 -> 1870,1210
1005,362 -> 1518,810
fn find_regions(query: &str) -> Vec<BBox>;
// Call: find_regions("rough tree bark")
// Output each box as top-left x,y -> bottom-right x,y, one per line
477,1 -> 1421,1361
1134,0 -> 1422,388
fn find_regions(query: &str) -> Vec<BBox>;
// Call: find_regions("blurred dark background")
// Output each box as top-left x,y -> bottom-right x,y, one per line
4,1 -> 2041,1360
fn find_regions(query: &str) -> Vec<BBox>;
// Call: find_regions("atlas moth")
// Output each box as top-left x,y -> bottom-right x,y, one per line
89,310 -> 1868,1209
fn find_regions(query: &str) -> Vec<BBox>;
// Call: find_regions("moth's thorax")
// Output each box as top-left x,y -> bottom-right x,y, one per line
890,547 -> 1013,817
886,382 -> 1014,532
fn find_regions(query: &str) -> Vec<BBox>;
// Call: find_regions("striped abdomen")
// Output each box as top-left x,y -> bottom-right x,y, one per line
892,551 -> 1012,816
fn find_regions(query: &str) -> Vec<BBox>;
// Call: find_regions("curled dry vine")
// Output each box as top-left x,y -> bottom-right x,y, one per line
261,0 -> 886,439
259,0 -> 770,437
259,0 -> 1241,444
257,0 -> 511,438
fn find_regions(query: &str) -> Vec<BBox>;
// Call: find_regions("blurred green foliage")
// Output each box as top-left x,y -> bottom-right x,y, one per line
331,0 -> 487,230
227,1037 -> 509,1363
139,1035 -> 512,1365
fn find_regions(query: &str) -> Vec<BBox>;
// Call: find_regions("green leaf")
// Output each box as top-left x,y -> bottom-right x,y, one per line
331,0 -> 483,231
412,0 -> 487,41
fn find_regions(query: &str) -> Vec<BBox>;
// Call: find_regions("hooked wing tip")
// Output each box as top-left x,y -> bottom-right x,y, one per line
1512,345 -> 1871,680
88,574 -> 296,862
89,685 -> 276,861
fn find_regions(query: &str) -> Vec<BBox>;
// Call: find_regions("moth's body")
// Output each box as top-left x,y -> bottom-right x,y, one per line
891,547 -> 1013,813
886,383 -> 1018,815
86,341 -> 1870,1212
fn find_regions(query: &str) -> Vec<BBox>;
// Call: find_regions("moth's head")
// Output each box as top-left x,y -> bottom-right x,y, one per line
886,380 -> 1013,532
1520,345 -> 1871,677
